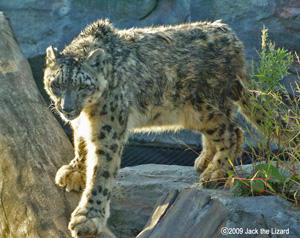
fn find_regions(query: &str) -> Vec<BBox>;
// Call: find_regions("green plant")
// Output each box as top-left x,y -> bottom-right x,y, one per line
250,27 -> 293,153
227,27 -> 300,204
228,163 -> 300,203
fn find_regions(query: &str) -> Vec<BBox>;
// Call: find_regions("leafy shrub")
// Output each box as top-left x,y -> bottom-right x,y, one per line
227,27 -> 300,205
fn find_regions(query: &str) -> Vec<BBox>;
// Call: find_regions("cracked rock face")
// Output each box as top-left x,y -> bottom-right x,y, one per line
0,0 -> 190,58
1,0 -> 299,60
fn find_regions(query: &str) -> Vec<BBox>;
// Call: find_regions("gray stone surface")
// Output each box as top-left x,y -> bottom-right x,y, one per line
1,1 -> 299,60
137,188 -> 227,238
0,0 -> 191,58
191,0 -> 300,61
110,164 -> 300,238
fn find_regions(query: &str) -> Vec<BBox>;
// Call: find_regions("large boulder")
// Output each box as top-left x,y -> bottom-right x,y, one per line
0,12 -> 79,238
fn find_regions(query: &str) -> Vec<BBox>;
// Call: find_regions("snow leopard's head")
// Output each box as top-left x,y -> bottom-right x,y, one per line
44,46 -> 108,121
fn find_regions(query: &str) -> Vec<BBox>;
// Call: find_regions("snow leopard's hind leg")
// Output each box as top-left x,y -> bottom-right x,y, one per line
185,103 -> 244,188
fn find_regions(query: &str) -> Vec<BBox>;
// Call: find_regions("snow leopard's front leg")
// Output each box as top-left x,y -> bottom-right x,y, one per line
69,112 -> 128,237
56,134 -> 87,192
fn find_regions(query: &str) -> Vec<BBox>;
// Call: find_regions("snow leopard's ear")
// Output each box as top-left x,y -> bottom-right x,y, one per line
46,46 -> 59,67
86,48 -> 105,68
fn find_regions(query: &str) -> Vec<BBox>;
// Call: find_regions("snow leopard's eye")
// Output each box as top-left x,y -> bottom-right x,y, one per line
79,84 -> 88,90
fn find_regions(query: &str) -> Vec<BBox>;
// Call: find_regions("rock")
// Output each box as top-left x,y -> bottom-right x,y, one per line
191,0 -> 300,61
110,164 -> 300,238
0,0 -> 190,58
110,165 -> 198,237
1,0 -> 299,62
137,188 -> 227,238
0,12 -> 79,238
213,194 -> 299,238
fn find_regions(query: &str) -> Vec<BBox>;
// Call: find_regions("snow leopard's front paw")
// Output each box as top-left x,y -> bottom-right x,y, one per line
55,165 -> 85,192
69,206 -> 106,238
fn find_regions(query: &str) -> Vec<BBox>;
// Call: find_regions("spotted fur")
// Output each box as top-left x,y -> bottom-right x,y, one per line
44,19 -> 292,237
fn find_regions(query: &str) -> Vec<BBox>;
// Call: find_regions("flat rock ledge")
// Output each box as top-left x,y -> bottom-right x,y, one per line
110,164 -> 300,238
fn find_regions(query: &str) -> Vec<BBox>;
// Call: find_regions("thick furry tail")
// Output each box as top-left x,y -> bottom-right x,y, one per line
234,81 -> 298,148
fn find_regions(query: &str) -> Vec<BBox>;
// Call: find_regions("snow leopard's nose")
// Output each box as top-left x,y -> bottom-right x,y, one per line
62,104 -> 76,113
61,89 -> 77,113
